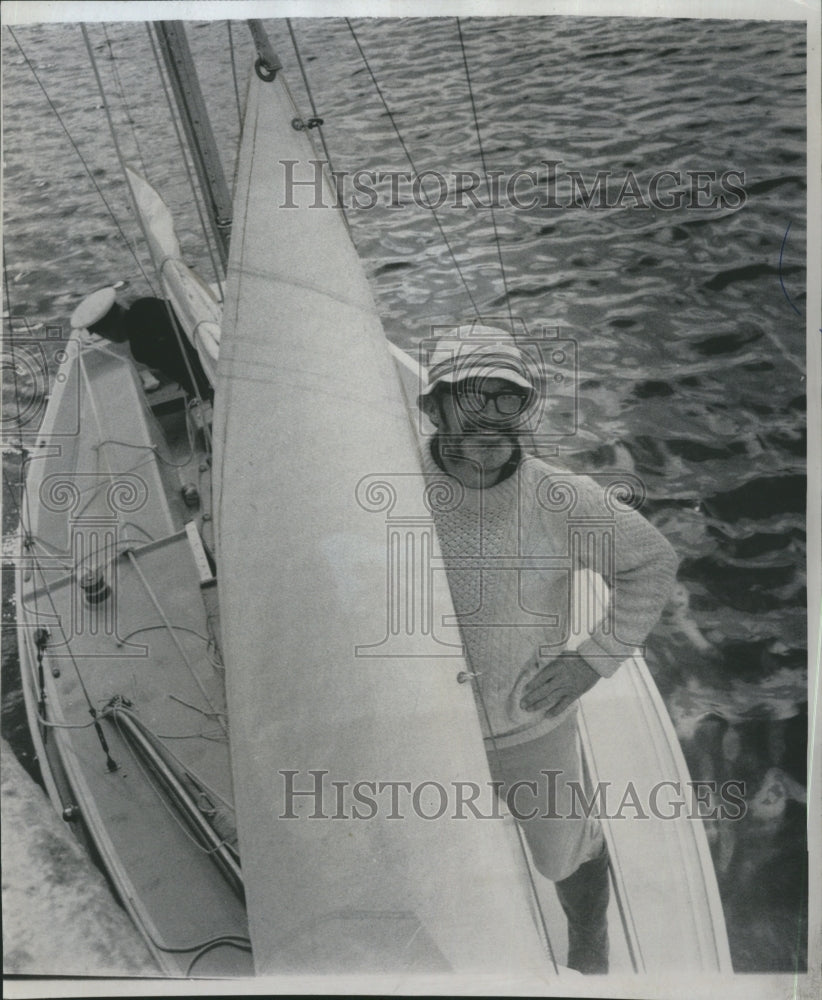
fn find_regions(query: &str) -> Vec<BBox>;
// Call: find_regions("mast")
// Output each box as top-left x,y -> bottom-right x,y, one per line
154,21 -> 232,270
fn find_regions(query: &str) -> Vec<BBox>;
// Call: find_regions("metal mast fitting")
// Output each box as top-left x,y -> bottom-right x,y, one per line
155,22 -> 232,270
246,20 -> 283,81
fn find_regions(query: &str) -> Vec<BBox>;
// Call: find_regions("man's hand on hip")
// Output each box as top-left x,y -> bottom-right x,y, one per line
520,651 -> 600,717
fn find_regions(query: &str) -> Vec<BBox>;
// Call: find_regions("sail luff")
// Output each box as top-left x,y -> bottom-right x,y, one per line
213,68 -> 551,978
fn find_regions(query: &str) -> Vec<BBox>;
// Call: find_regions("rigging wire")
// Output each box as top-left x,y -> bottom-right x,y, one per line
7,330 -> 208,772
109,712 -> 231,856
1,260 -> 29,460
118,623 -> 226,683
18,514 -> 120,770
344,18 -> 485,322
81,25 -> 162,301
122,891 -> 251,960
455,18 -> 515,332
346,25 -> 555,956
7,517 -> 76,575
469,667 -> 560,972
6,337 -> 229,840
0,265 -> 76,750
5,33 -> 240,956
82,22 -> 215,457
102,23 -> 150,179
124,547 -> 226,733
185,938 -> 253,976
169,692 -> 225,717
28,335 -> 213,685
84,338 -> 203,465
6,26 -> 153,292
9,22 -> 555,965
22,528 -> 176,581
91,431 -> 198,469
119,623 -> 212,647
10,293 -> 219,756
226,20 -> 244,132
145,23 -> 226,304
576,709 -> 639,971
110,705 -> 233,813
286,19 -> 338,183
2,261 -> 43,667
34,714 -> 101,731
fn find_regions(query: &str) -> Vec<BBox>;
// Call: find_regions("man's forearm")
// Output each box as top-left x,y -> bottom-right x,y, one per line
576,511 -> 679,677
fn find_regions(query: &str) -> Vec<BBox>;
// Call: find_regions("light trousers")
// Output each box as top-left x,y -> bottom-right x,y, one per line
485,712 -> 605,882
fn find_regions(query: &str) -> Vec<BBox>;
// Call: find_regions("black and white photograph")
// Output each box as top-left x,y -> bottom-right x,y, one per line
2,1 -> 819,996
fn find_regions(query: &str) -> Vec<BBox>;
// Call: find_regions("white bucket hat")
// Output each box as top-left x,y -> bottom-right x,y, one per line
421,325 -> 536,395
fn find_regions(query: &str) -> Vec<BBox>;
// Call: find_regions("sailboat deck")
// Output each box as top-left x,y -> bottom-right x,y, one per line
17,335 -> 250,976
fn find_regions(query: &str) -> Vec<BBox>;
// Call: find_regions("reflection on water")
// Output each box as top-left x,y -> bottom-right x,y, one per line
1,14 -> 808,972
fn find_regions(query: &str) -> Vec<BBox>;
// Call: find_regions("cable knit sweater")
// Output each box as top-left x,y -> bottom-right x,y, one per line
423,440 -> 679,748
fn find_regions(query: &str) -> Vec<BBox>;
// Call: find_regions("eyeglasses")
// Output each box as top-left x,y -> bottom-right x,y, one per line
454,384 -> 532,418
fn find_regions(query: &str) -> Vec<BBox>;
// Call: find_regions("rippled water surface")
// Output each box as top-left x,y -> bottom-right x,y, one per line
1,15 -> 808,973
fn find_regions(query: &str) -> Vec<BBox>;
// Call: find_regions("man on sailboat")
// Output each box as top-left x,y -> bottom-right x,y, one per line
418,325 -> 679,974
70,287 -> 212,400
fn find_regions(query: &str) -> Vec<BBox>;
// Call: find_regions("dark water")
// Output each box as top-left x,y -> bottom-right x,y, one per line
1,15 -> 808,973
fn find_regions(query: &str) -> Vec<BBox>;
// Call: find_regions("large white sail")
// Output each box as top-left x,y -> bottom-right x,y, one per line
212,70 -> 551,976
